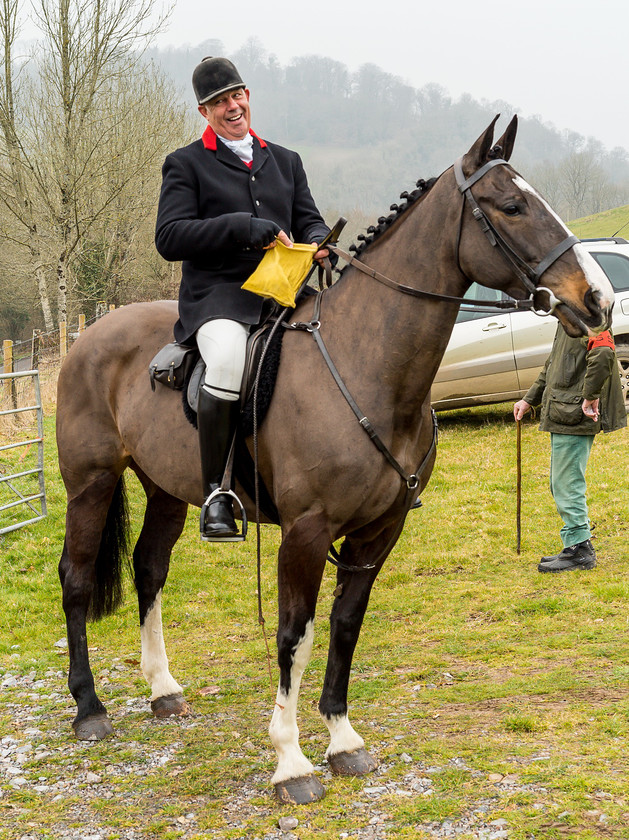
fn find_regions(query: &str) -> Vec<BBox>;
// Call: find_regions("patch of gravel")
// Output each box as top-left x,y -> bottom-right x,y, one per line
1,663 -> 554,839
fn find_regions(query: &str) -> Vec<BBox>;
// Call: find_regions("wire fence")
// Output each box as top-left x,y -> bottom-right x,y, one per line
1,304 -> 115,401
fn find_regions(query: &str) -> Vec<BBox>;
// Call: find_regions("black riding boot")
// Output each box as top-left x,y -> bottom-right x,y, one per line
197,385 -> 240,540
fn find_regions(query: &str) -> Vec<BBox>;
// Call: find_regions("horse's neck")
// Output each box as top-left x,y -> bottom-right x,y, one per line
328,271 -> 459,392
323,190 -> 467,413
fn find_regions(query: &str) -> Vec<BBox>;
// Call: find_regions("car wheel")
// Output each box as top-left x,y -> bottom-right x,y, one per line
617,340 -> 629,414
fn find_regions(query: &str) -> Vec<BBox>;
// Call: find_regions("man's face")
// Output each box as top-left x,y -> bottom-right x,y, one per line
199,88 -> 251,140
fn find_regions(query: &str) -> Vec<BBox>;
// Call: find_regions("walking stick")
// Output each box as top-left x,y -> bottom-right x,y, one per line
516,418 -> 522,554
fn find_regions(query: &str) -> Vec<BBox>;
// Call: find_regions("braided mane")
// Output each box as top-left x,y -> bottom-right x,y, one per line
348,176 -> 438,258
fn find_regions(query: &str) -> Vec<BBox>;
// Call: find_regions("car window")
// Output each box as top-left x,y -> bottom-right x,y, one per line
456,282 -> 506,323
589,252 -> 629,292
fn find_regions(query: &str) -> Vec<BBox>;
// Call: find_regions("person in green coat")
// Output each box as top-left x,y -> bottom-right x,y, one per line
513,326 -> 626,573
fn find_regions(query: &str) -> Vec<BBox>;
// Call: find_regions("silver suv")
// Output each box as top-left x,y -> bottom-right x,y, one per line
432,237 -> 629,412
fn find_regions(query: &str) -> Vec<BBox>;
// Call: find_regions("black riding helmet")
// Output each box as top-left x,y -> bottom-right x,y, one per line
192,57 -> 245,105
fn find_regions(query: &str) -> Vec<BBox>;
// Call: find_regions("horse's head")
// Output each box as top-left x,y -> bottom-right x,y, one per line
456,115 -> 614,337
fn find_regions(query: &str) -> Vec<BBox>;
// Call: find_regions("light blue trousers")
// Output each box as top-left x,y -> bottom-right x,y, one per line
549,433 -> 595,547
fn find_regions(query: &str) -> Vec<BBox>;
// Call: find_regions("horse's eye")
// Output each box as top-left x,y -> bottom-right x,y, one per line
503,204 -> 520,216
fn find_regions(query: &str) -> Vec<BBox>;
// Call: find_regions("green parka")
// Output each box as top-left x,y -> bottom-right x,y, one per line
524,325 -> 626,435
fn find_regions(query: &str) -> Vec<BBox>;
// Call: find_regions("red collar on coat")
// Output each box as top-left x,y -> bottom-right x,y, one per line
201,125 -> 267,151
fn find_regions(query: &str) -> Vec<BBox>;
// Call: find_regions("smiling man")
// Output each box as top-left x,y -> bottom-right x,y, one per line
155,56 -> 330,542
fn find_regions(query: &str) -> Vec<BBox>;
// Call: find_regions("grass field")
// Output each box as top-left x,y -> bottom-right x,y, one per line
1,371 -> 628,839
569,205 -> 629,241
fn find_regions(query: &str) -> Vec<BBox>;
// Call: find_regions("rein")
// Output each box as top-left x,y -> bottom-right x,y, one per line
330,157 -> 580,317
330,243 -> 534,311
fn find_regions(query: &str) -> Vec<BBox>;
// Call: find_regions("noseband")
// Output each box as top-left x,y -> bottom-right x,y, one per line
453,156 -> 579,316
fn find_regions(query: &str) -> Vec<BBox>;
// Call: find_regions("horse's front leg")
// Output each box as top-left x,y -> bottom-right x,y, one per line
319,531 -> 391,777
269,513 -> 329,804
133,482 -> 190,718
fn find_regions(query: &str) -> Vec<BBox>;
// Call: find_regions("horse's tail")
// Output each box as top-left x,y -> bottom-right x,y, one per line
88,475 -> 131,622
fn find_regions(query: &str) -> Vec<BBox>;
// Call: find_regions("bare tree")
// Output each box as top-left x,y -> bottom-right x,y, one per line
526,161 -> 566,216
559,150 -> 605,219
0,0 -> 186,329
0,0 -> 55,328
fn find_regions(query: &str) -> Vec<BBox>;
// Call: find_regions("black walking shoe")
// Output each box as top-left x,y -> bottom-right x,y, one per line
538,540 -> 596,573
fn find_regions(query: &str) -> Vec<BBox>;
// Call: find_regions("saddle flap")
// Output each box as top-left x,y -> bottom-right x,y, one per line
185,322 -> 276,416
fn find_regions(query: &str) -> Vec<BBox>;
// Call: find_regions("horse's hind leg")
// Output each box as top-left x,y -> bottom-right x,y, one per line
59,472 -> 125,740
269,513 -> 329,804
132,476 -> 190,718
319,532 -> 393,777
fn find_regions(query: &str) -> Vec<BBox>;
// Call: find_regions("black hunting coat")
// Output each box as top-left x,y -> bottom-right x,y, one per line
155,127 -> 330,345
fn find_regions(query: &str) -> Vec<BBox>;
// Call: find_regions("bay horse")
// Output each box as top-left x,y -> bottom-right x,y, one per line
56,116 -> 613,804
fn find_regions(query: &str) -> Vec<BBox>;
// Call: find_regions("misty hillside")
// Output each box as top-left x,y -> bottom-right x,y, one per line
147,38 -> 629,227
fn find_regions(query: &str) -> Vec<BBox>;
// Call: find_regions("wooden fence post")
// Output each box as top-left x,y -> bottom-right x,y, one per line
2,339 -> 11,375
59,322 -> 67,359
78,314 -> 85,334
31,330 -> 41,369
2,339 -> 17,408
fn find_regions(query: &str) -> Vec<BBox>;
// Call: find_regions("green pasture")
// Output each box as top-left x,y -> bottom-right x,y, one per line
570,204 -> 629,240
1,389 -> 628,839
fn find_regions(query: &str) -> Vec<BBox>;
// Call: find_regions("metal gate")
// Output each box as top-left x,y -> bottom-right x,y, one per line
0,370 -> 47,535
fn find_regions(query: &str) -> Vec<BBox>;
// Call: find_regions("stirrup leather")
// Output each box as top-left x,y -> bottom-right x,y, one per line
200,487 -> 248,543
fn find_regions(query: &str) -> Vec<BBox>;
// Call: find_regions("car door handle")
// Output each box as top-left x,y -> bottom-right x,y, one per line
482,322 -> 507,331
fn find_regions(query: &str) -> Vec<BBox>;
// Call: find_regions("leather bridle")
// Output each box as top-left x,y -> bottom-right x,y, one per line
453,155 -> 579,316
329,156 -> 580,318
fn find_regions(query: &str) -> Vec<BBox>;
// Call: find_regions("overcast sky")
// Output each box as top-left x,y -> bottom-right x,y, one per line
150,0 -> 629,152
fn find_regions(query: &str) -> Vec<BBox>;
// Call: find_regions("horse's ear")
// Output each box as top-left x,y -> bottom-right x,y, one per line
461,114 -> 500,173
494,115 -> 518,161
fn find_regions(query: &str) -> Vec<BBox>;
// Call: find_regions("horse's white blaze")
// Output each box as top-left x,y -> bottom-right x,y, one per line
323,713 -> 365,758
140,592 -> 183,700
512,175 -> 615,309
573,246 -> 614,310
269,620 -> 315,784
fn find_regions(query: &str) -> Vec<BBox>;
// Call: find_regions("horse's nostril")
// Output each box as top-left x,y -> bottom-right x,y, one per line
583,289 -> 613,329
585,287 -> 604,317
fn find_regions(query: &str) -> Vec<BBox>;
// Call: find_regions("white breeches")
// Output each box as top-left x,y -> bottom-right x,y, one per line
196,319 -> 249,401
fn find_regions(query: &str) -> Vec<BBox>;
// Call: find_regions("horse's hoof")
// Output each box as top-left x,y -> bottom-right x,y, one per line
73,714 -> 113,741
151,693 -> 191,718
275,774 -> 326,804
327,747 -> 378,776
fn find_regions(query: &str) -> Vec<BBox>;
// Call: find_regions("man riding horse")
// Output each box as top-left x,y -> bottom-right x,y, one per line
155,57 -> 331,541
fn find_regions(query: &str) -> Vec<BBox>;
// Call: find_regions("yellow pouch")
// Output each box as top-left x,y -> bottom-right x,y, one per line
241,240 -> 317,308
